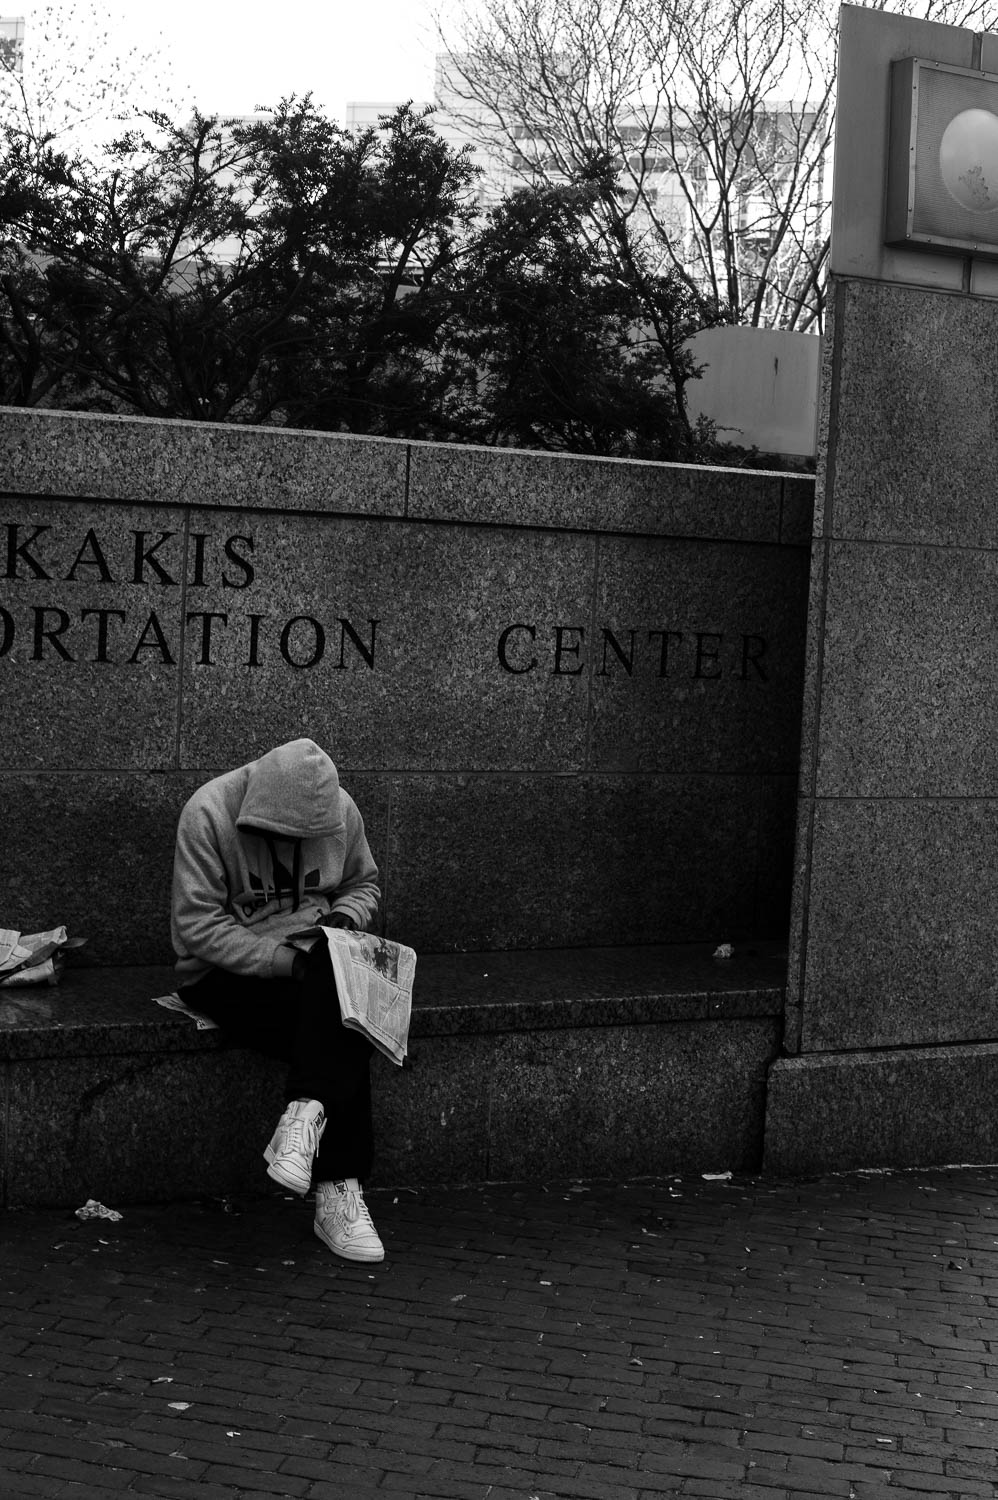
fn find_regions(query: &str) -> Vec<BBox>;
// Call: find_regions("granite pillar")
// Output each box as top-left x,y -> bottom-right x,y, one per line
765,6 -> 998,1172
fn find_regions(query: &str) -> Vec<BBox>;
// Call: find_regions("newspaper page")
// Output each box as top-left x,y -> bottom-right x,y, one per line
155,929 -> 415,1057
0,926 -> 85,987
151,991 -> 220,1029
320,928 -> 416,1066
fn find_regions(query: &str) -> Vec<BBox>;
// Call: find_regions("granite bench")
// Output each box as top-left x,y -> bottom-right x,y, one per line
0,944 -> 787,1208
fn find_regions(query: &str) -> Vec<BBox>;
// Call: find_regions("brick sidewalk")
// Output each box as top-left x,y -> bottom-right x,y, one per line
1,1167 -> 997,1498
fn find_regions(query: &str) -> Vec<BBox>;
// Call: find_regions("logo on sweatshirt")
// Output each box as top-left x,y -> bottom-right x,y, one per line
248,861 -> 321,897
232,861 -> 323,919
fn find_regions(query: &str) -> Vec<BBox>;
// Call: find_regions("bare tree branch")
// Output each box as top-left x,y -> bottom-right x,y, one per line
435,0 -> 998,332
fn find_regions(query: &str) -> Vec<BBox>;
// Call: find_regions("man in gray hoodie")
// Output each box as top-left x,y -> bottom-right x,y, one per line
172,738 -> 385,1262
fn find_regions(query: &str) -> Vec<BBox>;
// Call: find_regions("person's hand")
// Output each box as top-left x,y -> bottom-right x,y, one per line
321,913 -> 356,930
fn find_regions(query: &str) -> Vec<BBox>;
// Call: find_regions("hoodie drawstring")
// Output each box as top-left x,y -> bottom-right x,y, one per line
264,834 -> 304,912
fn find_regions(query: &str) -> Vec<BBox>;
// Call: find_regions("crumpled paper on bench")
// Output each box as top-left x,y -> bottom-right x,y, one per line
0,926 -> 87,987
152,991 -> 219,1030
75,1199 -> 123,1222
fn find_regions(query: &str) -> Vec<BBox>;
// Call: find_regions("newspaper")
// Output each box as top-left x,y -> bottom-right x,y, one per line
0,926 -> 86,987
153,928 -> 416,1065
289,927 -> 416,1066
152,991 -> 220,1029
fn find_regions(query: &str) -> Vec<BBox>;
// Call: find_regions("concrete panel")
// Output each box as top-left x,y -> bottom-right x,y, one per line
0,407 -> 408,514
370,1035 -> 493,1188
816,541 -> 997,797
0,772 -> 392,965
792,538 -> 829,800
0,499 -> 185,769
591,537 -> 808,775
766,1042 -> 998,1174
684,327 -> 820,458
780,476 -> 815,547
384,773 -> 767,951
408,439 -> 790,541
0,957 -> 785,1203
177,514 -> 595,773
486,1019 -> 779,1179
757,775 -> 799,937
832,281 -> 998,548
0,973 -> 179,1061
780,6 -> 998,1168
3,1048 -> 286,1208
2,415 -> 806,977
408,943 -> 786,1032
1,773 -> 193,966
811,310 -> 836,543
799,798 -> 998,1052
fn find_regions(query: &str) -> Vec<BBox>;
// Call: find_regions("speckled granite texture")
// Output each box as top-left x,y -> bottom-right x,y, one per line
2,768 -> 796,964
1,413 -> 810,959
830,281 -> 998,550
1,499 -> 186,771
0,946 -> 784,1204
816,541 -> 996,798
387,773 -> 768,951
797,799 -> 998,1052
175,515 -> 597,774
2,411 -> 804,1188
407,439 -> 809,540
0,944 -> 785,1055
788,275 -> 998,1061
0,407 -> 408,514
591,536 -> 808,775
765,1042 -> 998,1175
1,774 -> 211,967
4,1049 -> 287,1207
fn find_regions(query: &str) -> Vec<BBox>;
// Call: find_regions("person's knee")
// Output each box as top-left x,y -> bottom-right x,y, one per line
300,941 -> 334,982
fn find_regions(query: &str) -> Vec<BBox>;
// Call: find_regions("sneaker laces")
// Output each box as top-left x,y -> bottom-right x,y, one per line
281,1107 -> 322,1157
332,1181 -> 374,1229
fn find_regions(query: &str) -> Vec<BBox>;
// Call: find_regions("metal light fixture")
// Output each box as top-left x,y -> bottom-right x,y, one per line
885,56 -> 998,258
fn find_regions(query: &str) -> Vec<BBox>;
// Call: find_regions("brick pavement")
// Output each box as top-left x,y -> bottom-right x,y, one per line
1,1166 -> 997,1499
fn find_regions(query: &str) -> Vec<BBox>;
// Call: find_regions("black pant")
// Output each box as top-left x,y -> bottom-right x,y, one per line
181,942 -> 374,1182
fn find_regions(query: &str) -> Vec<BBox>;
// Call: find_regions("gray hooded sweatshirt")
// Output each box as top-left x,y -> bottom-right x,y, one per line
171,739 -> 380,983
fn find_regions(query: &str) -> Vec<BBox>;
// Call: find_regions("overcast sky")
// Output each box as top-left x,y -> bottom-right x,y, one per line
16,0 -> 448,122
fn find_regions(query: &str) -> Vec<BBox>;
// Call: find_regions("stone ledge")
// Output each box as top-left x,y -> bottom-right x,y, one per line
0,942 -> 786,1060
407,439 -> 809,541
0,944 -> 787,1205
0,407 -> 812,539
765,1041 -> 998,1174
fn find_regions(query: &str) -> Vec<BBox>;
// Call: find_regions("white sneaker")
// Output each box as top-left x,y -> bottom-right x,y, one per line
263,1099 -> 326,1194
314,1179 -> 385,1262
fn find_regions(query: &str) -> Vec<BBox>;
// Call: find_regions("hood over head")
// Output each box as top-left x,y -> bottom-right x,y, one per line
236,739 -> 344,840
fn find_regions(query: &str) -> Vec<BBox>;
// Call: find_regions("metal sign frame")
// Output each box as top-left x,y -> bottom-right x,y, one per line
886,55 -> 998,259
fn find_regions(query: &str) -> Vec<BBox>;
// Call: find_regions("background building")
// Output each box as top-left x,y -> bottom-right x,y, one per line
348,51 -> 828,332
0,15 -> 23,73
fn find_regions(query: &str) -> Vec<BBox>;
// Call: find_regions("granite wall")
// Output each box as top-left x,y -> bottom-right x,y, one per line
1,407 -> 812,964
783,277 -> 998,1058
765,7 -> 998,1173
